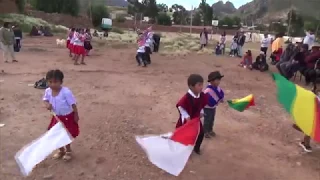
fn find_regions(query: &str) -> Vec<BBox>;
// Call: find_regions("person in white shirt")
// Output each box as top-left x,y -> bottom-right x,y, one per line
303,30 -> 315,50
260,34 -> 270,55
136,36 -> 147,67
144,32 -> 153,64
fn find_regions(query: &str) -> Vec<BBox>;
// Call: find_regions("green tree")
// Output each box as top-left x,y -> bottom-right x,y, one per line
31,0 -> 79,16
192,11 -> 202,26
232,16 -> 241,27
141,0 -> 159,19
89,4 -> 110,27
287,10 -> 304,36
199,0 -> 213,26
171,4 -> 187,25
157,3 -> 168,12
15,0 -> 25,13
157,12 -> 172,26
219,16 -> 234,27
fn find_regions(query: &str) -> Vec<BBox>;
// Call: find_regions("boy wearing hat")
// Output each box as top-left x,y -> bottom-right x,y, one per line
203,71 -> 225,138
176,74 -> 208,154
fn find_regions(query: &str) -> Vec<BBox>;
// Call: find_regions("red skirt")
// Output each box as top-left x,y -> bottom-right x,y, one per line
48,112 -> 79,138
66,40 -> 70,48
73,45 -> 85,55
68,43 -> 74,52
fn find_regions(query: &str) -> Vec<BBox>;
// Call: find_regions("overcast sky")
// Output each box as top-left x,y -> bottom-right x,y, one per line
156,0 -> 252,9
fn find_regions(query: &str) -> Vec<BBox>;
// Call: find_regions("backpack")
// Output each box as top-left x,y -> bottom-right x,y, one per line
34,78 -> 48,89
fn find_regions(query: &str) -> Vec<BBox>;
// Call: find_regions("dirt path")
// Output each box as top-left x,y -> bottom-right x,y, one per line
0,37 -> 319,180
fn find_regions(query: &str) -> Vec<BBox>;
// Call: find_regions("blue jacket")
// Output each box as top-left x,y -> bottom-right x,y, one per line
204,85 -> 224,108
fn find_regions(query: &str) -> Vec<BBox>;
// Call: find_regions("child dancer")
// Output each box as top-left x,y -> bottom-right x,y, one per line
144,32 -> 153,64
43,69 -> 80,161
203,71 -> 224,138
67,28 -> 75,57
70,29 -> 77,60
136,36 -> 147,67
176,74 -> 208,155
73,29 -> 86,65
84,29 -> 92,56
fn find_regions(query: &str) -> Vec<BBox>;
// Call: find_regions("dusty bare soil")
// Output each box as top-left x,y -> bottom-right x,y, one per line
0,37 -> 320,180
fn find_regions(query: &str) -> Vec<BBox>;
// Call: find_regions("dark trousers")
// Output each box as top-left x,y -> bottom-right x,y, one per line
136,52 -> 146,66
145,47 -> 152,64
194,124 -> 204,152
153,37 -> 160,52
260,47 -> 268,56
203,108 -> 216,133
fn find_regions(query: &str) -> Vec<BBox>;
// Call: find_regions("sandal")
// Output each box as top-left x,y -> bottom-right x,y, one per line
52,151 -> 65,159
63,151 -> 72,161
13,60 -> 18,63
80,62 -> 86,65
74,62 -> 79,65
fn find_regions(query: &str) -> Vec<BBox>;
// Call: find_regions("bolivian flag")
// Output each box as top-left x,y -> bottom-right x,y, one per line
227,94 -> 255,112
272,73 -> 320,142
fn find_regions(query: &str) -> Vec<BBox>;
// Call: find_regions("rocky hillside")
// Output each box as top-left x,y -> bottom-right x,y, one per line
212,1 -> 236,16
236,0 -> 320,22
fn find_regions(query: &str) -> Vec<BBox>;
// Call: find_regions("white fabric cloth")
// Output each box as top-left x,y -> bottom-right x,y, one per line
73,33 -> 84,46
43,87 -> 76,116
303,32 -> 315,49
137,46 -> 145,53
15,122 -> 73,176
230,41 -> 238,50
261,38 -> 270,48
177,89 -> 204,124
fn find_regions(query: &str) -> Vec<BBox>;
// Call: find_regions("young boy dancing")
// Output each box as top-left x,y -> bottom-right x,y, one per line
176,74 -> 208,155
203,71 -> 224,138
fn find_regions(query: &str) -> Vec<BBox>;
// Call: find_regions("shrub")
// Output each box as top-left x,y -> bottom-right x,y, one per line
115,14 -> 126,23
111,27 -> 124,34
89,5 -> 110,27
157,12 -> 172,26
31,0 -> 79,16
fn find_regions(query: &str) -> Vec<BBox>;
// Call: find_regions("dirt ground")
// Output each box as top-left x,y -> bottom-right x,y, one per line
0,36 -> 320,180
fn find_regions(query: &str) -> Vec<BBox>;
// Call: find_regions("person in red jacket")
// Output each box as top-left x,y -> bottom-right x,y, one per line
176,74 -> 208,155
301,47 -> 320,84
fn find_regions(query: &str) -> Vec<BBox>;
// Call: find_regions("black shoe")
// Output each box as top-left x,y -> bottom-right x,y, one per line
204,133 -> 211,139
209,131 -> 216,137
299,142 -> 312,153
194,149 -> 201,155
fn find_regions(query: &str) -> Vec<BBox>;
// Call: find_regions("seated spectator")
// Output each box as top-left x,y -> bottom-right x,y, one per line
239,50 -> 253,70
215,42 -> 222,55
93,30 -> 99,37
252,51 -> 269,72
276,43 -> 296,75
279,44 -> 309,79
43,26 -> 53,37
300,48 -> 320,84
29,26 -> 40,36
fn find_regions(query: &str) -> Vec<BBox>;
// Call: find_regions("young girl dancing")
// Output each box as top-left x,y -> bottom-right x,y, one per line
73,29 -> 86,65
43,69 -> 80,161
84,29 -> 92,56
67,28 -> 75,57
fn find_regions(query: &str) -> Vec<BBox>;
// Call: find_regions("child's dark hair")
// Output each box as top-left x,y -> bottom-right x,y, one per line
187,74 -> 204,87
246,50 -> 252,56
46,69 -> 64,82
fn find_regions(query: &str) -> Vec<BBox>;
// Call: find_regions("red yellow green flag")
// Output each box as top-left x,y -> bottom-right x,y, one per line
227,94 -> 255,112
272,73 -> 320,142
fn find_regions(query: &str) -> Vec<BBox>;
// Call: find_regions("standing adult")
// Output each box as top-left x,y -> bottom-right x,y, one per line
219,31 -> 226,55
13,25 -> 22,52
260,34 -> 270,56
303,30 -> 315,50
200,28 -> 208,49
0,22 -> 17,63
237,31 -> 246,57
271,32 -> 284,64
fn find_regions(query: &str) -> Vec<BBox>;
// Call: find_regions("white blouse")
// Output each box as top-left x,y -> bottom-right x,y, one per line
43,87 -> 76,116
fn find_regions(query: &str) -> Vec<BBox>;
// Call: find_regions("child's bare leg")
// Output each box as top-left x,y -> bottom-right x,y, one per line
74,55 -> 79,65
53,147 -> 65,159
80,55 -> 86,65
299,135 -> 312,152
303,135 -> 311,147
63,144 -> 72,161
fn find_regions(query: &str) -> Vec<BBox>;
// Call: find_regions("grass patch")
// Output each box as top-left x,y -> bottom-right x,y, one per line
0,14 -> 67,33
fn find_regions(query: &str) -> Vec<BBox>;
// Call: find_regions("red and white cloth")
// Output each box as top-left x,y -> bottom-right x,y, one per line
136,117 -> 200,176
